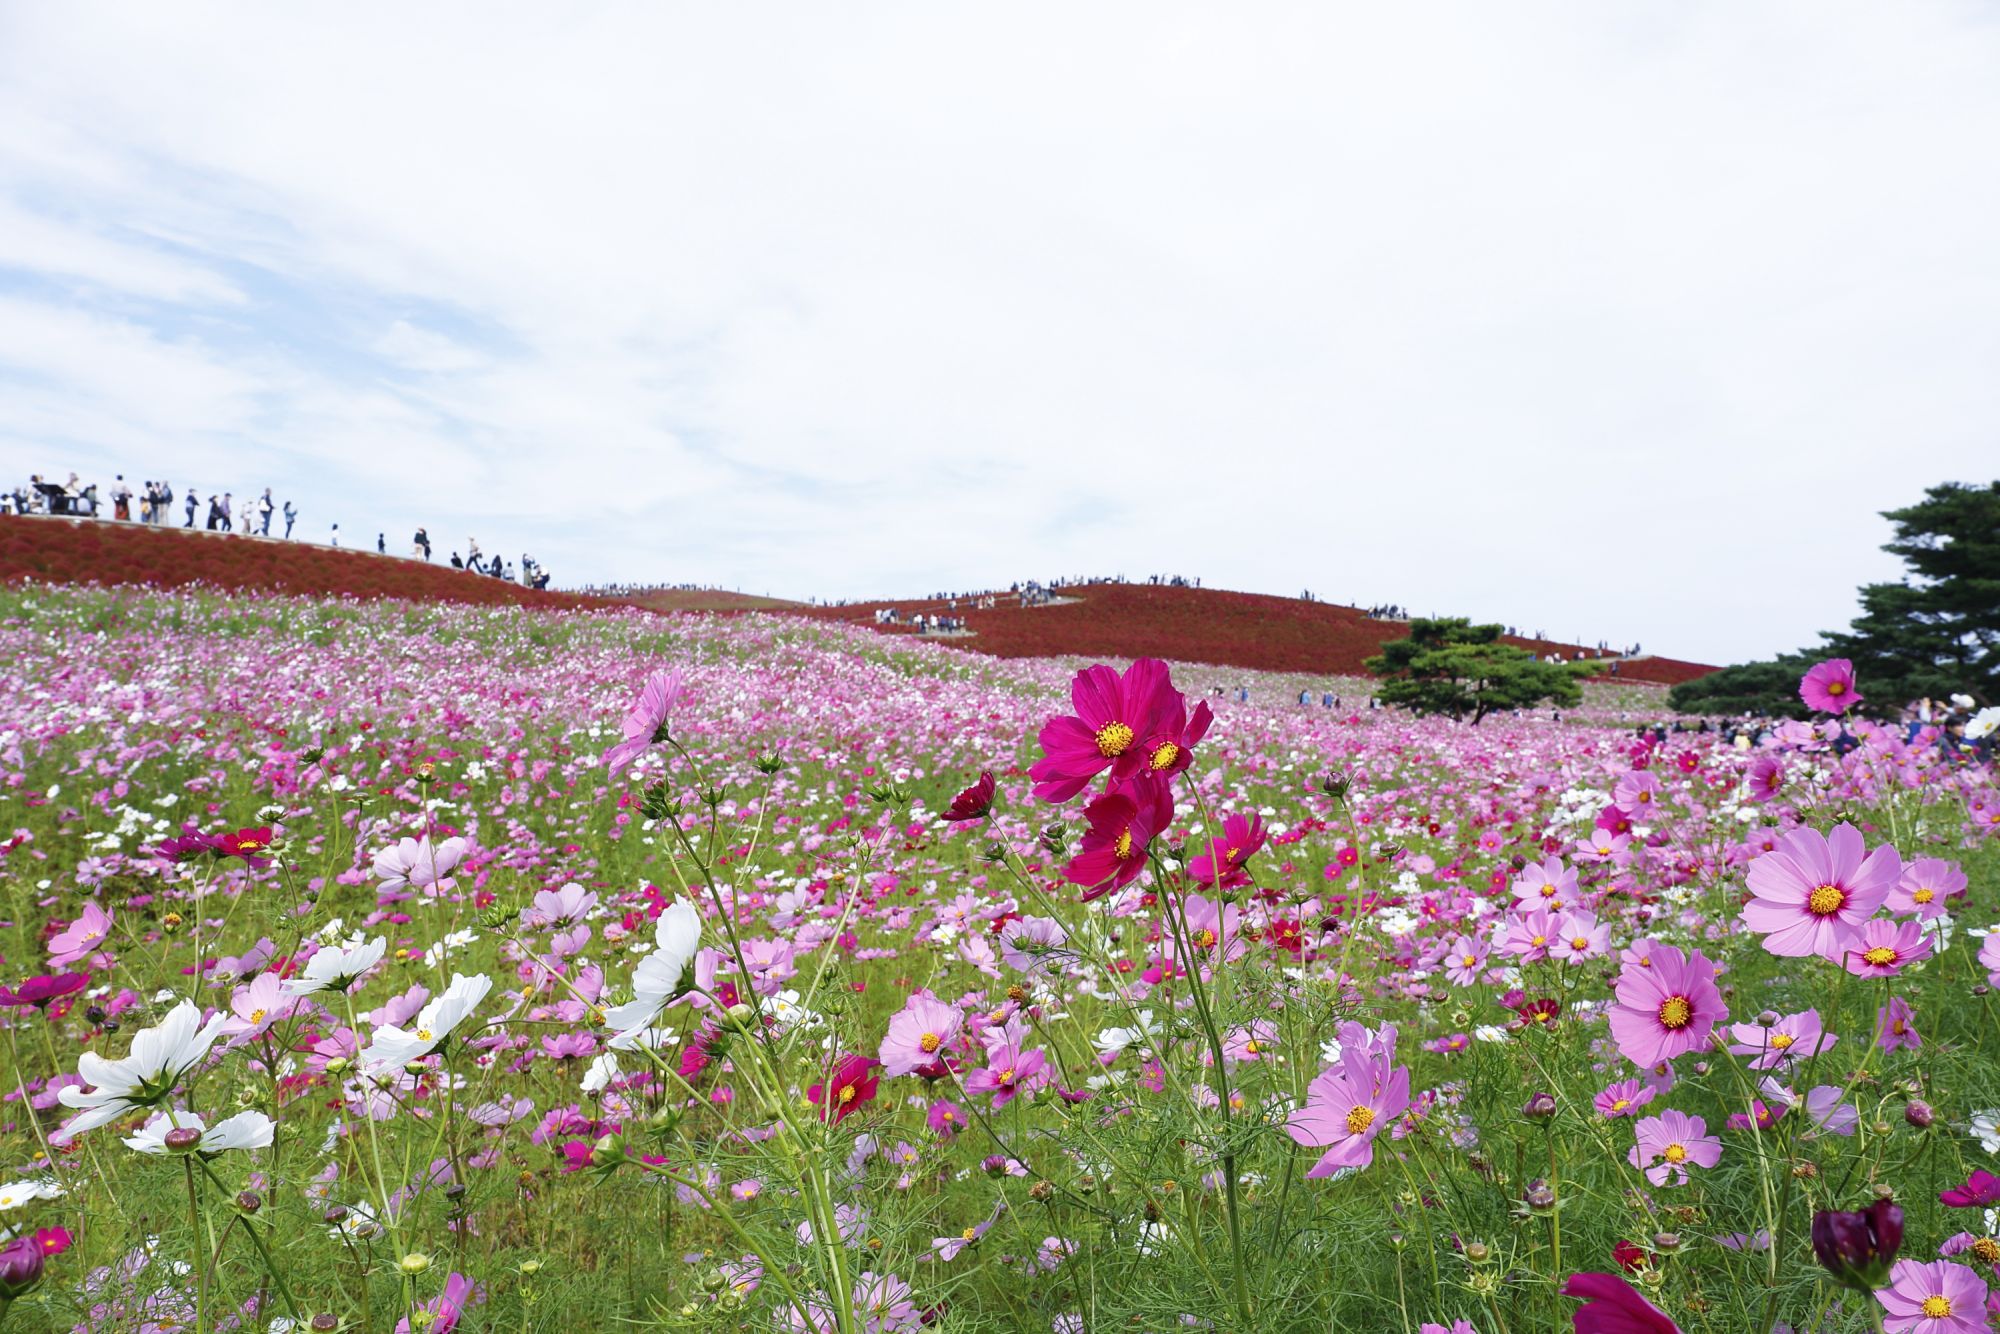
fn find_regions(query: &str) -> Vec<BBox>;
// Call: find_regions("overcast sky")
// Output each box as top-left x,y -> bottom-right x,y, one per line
1,4 -> 1995,664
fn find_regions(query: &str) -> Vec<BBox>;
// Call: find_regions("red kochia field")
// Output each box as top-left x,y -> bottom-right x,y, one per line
809,581 -> 1718,684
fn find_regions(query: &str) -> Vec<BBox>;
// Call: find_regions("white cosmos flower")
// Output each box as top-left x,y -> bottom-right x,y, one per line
0,1177 -> 63,1210
604,900 -> 701,1051
1096,1010 -> 1161,1056
1969,707 -> 2000,741
580,1051 -> 622,1093
57,1001 -> 229,1141
123,1109 -> 276,1156
283,937 -> 388,996
360,973 -> 493,1073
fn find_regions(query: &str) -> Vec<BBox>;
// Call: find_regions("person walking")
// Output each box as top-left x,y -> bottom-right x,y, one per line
205,494 -> 223,530
282,500 -> 296,538
219,492 -> 234,532
184,488 -> 198,527
376,532 -> 385,554
257,488 -> 274,535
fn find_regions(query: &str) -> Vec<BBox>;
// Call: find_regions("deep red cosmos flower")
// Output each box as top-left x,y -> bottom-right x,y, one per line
1064,778 -> 1175,901
0,973 -> 89,1009
809,1054 -> 882,1124
1030,659 -> 1185,803
1941,1169 -> 2000,1208
942,772 -> 997,822
215,826 -> 276,867
155,825 -> 220,863
1187,811 -> 1267,890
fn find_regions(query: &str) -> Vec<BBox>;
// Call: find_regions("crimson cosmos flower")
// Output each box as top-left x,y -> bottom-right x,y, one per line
1064,777 -> 1175,901
215,826 -> 275,867
0,972 -> 89,1009
941,771 -> 996,822
1029,659 -> 1185,803
809,1054 -> 881,1124
1942,1170 -> 2000,1209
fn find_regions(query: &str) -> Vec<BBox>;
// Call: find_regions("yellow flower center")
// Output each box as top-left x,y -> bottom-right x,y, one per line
1461,955 -> 1478,967
1611,1099 -> 1631,1112
1244,1039 -> 1262,1053
962,1226 -> 979,1241
1345,1105 -> 1376,1135
1094,721 -> 1135,758
1770,1033 -> 1794,1049
1913,887 -> 1935,904
839,1084 -> 857,1103
1538,884 -> 1556,897
919,1032 -> 941,1053
1922,1295 -> 1951,1318
1807,884 -> 1846,917
1827,681 -> 1847,697
249,1008 -> 268,1024
1193,928 -> 1218,950
417,1028 -> 434,1042
1149,742 -> 1180,771
1530,934 -> 1547,948
1570,937 -> 1589,951
998,1068 -> 1015,1085
1974,1238 -> 2000,1265
1657,996 -> 1693,1030
1114,830 -> 1134,860
1663,1143 -> 1687,1163
1862,946 -> 1897,967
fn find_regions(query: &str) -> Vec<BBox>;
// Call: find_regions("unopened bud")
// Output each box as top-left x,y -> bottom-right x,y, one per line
1905,1100 -> 1935,1129
398,1252 -> 431,1276
236,1190 -> 263,1214
1522,1092 -> 1557,1120
163,1126 -> 203,1154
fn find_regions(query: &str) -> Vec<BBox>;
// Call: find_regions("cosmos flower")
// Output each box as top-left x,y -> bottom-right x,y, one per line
1286,1034 -> 1411,1176
1844,918 -> 1933,978
1629,1109 -> 1721,1186
283,937 -> 388,996
396,1272 -> 478,1334
1606,943 -> 1725,1069
1799,658 -> 1862,715
360,973 -> 494,1072
1560,1272 -> 1681,1332
1030,659 -> 1182,803
1876,1259 -> 1988,1333
0,972 -> 89,1009
57,1000 -> 229,1140
123,1108 -> 275,1156
941,771 -> 997,822
1742,823 -> 1900,961
1725,1009 -> 1835,1070
1888,858 -> 1966,921
603,669 -> 683,775
809,1054 -> 881,1124
46,902 -> 113,968
372,836 -> 470,894
879,991 -> 963,1079
603,900 -> 702,1050
1063,777 -> 1174,899
1186,810 -> 1267,890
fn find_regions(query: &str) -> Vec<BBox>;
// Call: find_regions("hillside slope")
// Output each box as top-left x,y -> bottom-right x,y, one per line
0,516 -> 598,610
806,582 -> 1715,684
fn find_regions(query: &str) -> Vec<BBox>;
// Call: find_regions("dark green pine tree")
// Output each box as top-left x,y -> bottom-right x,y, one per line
1365,617 -> 1588,725
1820,481 -> 2000,708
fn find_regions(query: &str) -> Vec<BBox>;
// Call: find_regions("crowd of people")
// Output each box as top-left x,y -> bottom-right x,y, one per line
8,468 -> 553,589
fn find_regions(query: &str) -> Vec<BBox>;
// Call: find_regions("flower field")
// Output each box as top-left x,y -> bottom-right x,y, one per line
0,580 -> 1994,1333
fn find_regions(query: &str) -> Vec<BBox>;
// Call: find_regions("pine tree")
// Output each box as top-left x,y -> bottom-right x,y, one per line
1366,618 -> 1587,725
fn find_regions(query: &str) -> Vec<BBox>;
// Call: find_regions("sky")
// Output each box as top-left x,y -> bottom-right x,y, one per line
1,4 -> 1995,665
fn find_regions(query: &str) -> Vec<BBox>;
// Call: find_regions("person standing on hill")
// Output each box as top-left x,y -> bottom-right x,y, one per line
257,488 -> 274,535
283,500 -> 297,538
415,527 -> 432,560
376,532 -> 386,554
219,492 -> 234,532
184,488 -> 198,527
330,523 -> 341,547
111,476 -> 131,521
205,494 -> 223,530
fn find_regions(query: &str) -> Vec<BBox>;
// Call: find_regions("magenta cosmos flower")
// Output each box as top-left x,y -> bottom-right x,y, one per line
1063,778 -> 1174,900
396,1273 -> 476,1334
1560,1271 -> 1681,1333
1286,1038 -> 1411,1176
1030,659 -> 1189,803
1877,1259 -> 1989,1333
1186,810 -> 1266,890
809,1055 -> 881,1124
1800,658 -> 1863,715
1742,822 -> 1900,961
1606,943 -> 1725,1069
602,669 -> 683,775
879,991 -> 963,1079
0,972 -> 89,1009
1629,1109 -> 1721,1186
1941,1170 -> 2000,1209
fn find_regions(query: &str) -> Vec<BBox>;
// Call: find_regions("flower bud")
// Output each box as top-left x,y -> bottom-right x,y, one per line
1811,1201 -> 1903,1291
1905,1100 -> 1935,1129
311,1316 -> 340,1333
1651,1232 -> 1682,1253
0,1236 -> 46,1300
236,1191 -> 263,1214
1522,1092 -> 1557,1121
163,1126 -> 204,1154
398,1252 -> 431,1276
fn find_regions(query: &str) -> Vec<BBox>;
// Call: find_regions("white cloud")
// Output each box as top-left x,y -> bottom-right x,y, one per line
0,3 -> 1995,659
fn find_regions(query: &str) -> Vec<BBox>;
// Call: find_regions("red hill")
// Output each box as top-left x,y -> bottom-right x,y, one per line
0,515 -> 597,610
804,583 -> 1715,685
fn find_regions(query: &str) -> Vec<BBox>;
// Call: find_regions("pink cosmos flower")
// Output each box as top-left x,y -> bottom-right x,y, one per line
1889,858 -> 1966,920
1746,756 -> 1785,805
964,1044 -> 1047,1109
1877,1259 -> 1988,1333
372,836 -> 470,894
997,916 -> 1069,977
1844,919 -> 1933,979
1982,933 -> 2000,989
1505,908 -> 1558,964
396,1273 -> 477,1333
1800,658 -> 1862,715
1442,935 -> 1489,988
1941,1170 -> 2000,1209
1742,823 -> 1900,961
1612,772 -> 1662,818
0,972 -> 89,1009
1550,911 -> 1610,964
602,669 -> 683,775
221,973 -> 296,1042
1877,997 -> 1921,1052
1419,1324 -> 1477,1334
1628,1109 -> 1721,1186
1725,1009 -> 1834,1070
1181,893 -> 1246,965
1187,811 -> 1267,890
1511,857 -> 1577,913
47,902 -> 113,967
1606,943 -> 1725,1069
879,991 -> 963,1079
1286,1031 -> 1412,1177
1594,1079 -> 1656,1119
1030,659 -> 1182,803
1561,1271 -> 1681,1333
1063,777 -> 1173,899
